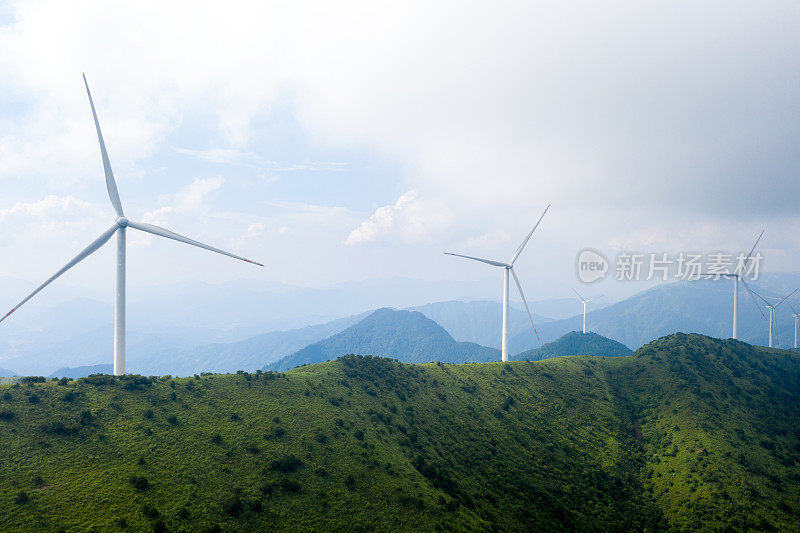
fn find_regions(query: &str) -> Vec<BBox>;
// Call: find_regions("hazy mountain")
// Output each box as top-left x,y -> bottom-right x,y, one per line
0,276 -> 499,375
139,312 -> 371,376
266,308 -> 500,372
48,364 -> 114,379
510,275 -> 800,353
0,367 -> 16,377
513,331 -> 633,361
2,334 -> 799,530
409,300 -> 544,348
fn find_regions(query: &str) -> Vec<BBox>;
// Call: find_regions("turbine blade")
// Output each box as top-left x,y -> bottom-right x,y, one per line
0,225 -> 118,324
739,229 -> 764,276
572,288 -> 586,302
740,278 -> 768,321
127,220 -> 263,266
510,268 -> 539,341
83,74 -> 124,217
510,204 -> 550,265
773,288 -> 798,309
443,252 -> 508,268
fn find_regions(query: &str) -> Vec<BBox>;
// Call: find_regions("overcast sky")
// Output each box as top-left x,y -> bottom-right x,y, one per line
1,1 -> 799,304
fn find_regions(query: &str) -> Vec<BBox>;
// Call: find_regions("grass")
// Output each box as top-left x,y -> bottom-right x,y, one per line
0,333 -> 798,531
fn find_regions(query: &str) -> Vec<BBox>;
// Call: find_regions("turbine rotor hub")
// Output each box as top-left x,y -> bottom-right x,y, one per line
116,216 -> 128,227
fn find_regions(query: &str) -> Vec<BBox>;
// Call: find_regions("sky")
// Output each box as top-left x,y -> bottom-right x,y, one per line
1,1 -> 799,307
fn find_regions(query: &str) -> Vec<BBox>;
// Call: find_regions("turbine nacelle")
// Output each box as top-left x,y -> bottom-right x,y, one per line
116,216 -> 129,228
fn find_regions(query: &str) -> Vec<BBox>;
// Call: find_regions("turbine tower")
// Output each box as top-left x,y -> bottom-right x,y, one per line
572,289 -> 602,334
701,231 -> 763,339
444,205 -> 549,361
0,75 -> 263,375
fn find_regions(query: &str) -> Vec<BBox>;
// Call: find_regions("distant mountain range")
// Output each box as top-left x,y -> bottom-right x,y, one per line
513,331 -> 633,361
510,275 -> 800,353
138,312 -> 370,376
409,300 -> 542,348
266,308 -> 500,372
3,273 -> 800,376
0,367 -> 16,377
48,364 -> 113,379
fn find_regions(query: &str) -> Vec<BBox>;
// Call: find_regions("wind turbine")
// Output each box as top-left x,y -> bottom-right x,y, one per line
790,304 -> 799,351
444,205 -> 549,362
0,75 -> 263,376
746,286 -> 797,348
573,290 -> 602,334
700,231 -> 763,339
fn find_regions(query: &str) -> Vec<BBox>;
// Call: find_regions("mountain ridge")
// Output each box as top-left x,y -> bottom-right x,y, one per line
0,333 -> 798,530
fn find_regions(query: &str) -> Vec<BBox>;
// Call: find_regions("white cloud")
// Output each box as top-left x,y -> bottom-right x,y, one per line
1,1 -> 799,291
0,195 -> 94,223
346,190 -> 450,246
140,177 -> 223,225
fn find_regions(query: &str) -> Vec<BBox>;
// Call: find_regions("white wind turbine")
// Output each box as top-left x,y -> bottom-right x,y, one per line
444,205 -> 549,362
789,304 -> 799,351
746,286 -> 797,348
700,231 -> 764,339
572,289 -> 602,334
0,75 -> 263,376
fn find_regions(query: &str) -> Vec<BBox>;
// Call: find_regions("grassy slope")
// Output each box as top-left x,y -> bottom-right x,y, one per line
0,334 -> 798,531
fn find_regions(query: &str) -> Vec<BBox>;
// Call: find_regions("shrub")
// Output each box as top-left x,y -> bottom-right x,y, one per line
167,415 -> 178,425
61,391 -> 76,402
270,455 -> 303,474
223,495 -> 244,517
144,409 -> 154,420
141,503 -> 159,518
28,394 -> 40,404
211,433 -> 223,445
14,491 -> 29,505
77,410 -> 92,426
0,411 -> 14,421
130,476 -> 149,491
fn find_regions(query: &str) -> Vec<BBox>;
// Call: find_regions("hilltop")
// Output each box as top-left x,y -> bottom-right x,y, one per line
513,331 -> 632,361
265,308 -> 499,372
0,334 -> 799,530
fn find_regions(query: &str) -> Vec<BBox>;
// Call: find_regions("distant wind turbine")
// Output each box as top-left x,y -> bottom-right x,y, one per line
700,231 -> 763,339
444,205 -> 549,362
0,75 -> 263,375
573,289 -> 602,334
746,286 -> 797,348
790,304 -> 799,350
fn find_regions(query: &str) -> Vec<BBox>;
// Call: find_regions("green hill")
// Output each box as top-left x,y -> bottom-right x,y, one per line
0,333 -> 799,530
513,331 -> 633,361
266,308 -> 500,372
